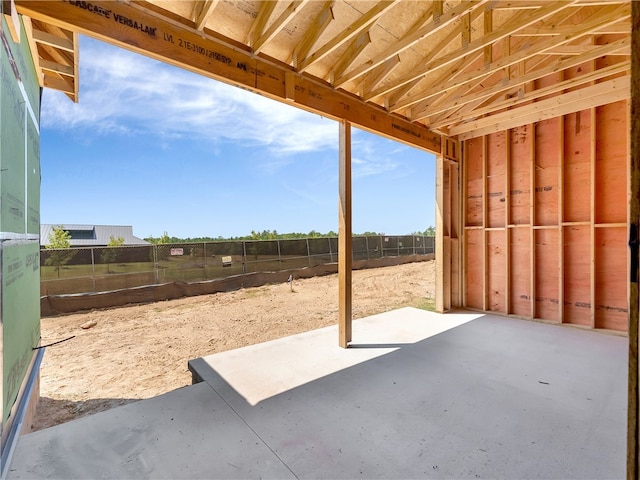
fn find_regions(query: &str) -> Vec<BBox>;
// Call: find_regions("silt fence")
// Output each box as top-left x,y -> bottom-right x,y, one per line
40,235 -> 434,314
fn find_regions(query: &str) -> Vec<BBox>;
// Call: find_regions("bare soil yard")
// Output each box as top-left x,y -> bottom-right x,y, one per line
31,260 -> 435,432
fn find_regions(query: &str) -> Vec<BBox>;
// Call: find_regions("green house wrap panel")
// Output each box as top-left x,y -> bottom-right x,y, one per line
1,18 -> 40,235
2,242 -> 40,422
1,14 -> 42,425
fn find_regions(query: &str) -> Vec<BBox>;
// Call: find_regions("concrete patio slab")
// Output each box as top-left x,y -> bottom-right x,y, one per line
8,308 -> 628,479
7,382 -> 296,479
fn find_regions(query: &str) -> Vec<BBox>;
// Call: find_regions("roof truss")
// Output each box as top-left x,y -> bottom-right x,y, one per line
14,0 -> 632,145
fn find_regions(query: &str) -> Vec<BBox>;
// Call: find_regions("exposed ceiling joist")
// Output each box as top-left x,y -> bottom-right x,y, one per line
297,0 -> 396,73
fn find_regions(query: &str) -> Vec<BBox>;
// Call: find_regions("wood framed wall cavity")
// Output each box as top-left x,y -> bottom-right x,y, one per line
509,125 -> 532,317
436,137 -> 461,312
463,136 -> 484,310
460,96 -> 629,332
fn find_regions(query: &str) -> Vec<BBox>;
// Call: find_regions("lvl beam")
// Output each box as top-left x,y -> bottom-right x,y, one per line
338,120 -> 352,348
15,0 -> 441,154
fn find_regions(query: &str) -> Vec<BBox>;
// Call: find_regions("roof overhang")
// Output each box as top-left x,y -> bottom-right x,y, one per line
14,0 -> 632,150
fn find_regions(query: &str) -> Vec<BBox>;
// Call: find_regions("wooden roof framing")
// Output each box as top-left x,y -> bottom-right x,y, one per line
21,11 -> 79,102
13,0 -> 631,149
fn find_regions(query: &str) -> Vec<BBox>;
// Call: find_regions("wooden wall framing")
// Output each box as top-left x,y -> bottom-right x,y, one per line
436,138 -> 461,313
459,95 -> 629,331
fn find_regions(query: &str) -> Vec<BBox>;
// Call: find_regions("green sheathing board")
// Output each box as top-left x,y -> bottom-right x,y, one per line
1,20 -> 40,235
2,243 -> 40,422
1,14 -> 41,426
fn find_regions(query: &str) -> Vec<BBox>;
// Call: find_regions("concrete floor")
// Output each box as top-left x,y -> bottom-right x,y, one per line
8,308 -> 628,479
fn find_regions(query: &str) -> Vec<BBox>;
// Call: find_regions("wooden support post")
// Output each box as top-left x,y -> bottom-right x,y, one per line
559,115 -> 565,323
590,107 -> 597,328
482,136 -> 488,312
462,142 -> 468,308
530,124 -> 536,320
505,130 -> 511,315
436,153 -> 445,312
444,162 -> 452,311
627,2 -> 639,477
338,120 -> 352,348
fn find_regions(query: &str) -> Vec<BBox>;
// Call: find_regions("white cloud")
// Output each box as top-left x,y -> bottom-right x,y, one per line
350,133 -> 404,178
42,36 -> 338,155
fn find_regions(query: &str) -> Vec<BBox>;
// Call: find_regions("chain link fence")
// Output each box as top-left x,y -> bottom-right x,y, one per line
40,235 -> 434,296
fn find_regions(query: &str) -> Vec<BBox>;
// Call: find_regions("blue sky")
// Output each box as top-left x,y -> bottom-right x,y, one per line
40,36 -> 435,239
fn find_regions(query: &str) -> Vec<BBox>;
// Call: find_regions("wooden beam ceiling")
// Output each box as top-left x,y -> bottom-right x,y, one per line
15,0 -> 632,142
15,0 -> 440,152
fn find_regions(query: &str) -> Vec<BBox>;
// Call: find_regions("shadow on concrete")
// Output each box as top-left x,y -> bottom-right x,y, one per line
348,343 -> 410,349
29,397 -> 140,432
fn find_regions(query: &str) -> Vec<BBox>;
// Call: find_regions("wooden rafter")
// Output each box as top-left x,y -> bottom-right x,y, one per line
193,0 -> 219,31
28,18 -> 78,101
372,1 -> 581,103
451,76 -> 630,138
375,4 -> 486,108
248,2 -> 277,49
410,33 -> 629,124
426,60 -> 630,128
15,0 -> 632,145
358,54 -> 399,95
334,0 -> 489,88
297,0 -> 396,73
253,0 -> 310,54
22,16 -> 42,86
292,0 -> 333,66
331,28 -> 370,83
411,52 -> 485,121
390,4 -> 630,113
16,0 -> 441,152
39,58 -> 74,76
32,28 -> 73,51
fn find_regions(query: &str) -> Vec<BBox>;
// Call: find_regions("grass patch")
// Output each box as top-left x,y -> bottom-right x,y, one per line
414,297 -> 436,312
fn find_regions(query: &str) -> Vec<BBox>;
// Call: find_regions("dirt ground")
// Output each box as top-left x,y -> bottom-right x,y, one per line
31,260 -> 435,432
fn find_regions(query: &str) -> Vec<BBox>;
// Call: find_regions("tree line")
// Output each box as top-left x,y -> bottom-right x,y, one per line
43,225 -> 436,277
144,227 -> 436,244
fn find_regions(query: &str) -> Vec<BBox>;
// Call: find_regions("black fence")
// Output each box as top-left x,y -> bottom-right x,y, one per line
40,235 -> 434,296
